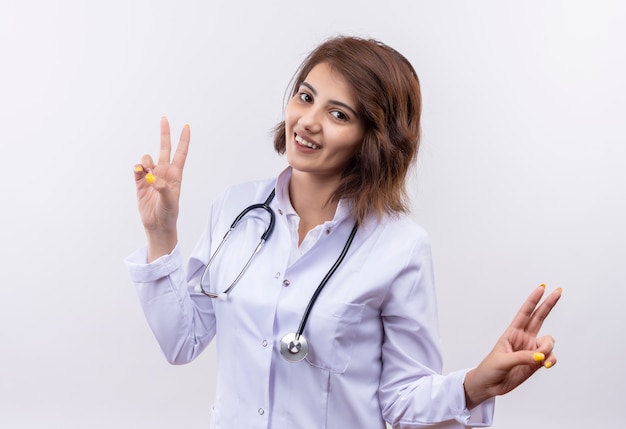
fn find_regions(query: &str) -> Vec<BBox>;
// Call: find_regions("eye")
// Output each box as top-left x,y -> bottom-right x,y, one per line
330,110 -> 348,121
298,92 -> 313,103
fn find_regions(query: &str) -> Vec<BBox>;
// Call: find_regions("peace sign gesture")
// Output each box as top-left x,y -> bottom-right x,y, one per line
133,117 -> 190,262
463,285 -> 562,408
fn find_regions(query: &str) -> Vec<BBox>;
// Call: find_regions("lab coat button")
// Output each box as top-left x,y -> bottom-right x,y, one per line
258,408 -> 265,415
282,279 -> 291,287
262,339 -> 268,347
275,272 -> 281,279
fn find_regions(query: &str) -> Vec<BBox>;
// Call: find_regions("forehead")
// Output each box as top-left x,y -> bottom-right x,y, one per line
301,62 -> 358,104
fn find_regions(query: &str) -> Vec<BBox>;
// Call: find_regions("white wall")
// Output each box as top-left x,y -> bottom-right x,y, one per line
1,1 -> 623,427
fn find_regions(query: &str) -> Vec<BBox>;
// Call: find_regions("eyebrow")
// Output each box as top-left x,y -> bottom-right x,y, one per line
300,82 -> 359,118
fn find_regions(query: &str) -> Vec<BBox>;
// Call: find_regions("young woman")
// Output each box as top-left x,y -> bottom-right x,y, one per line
127,36 -> 561,428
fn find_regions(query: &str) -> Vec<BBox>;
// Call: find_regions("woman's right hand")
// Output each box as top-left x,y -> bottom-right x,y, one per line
133,117 -> 190,262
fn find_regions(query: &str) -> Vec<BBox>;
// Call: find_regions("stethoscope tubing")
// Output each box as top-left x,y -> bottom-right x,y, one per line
196,187 -> 359,362
229,189 -> 276,242
294,222 -> 358,341
198,189 -> 275,299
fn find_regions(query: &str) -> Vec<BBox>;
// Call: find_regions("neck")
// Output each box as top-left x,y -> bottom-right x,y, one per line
289,171 -> 340,243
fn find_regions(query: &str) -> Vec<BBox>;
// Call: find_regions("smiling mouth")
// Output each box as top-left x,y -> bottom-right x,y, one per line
295,134 -> 320,150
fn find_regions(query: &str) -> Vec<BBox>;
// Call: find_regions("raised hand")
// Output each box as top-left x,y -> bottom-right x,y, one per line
133,117 -> 190,261
463,285 -> 562,408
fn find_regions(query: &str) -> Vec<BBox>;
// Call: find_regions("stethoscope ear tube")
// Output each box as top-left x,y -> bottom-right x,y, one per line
229,189 -> 275,241
196,189 -> 276,299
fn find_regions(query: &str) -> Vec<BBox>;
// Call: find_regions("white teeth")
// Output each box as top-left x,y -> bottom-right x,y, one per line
295,134 -> 320,150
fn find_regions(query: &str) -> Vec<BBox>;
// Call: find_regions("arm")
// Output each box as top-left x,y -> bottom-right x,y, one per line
127,117 -> 216,363
126,245 -> 217,364
378,236 -> 494,428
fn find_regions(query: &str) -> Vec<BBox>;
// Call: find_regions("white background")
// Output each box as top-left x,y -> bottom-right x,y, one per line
1,1 -> 624,427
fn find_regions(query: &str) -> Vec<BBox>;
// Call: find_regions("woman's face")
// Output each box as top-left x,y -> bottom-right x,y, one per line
284,62 -> 365,182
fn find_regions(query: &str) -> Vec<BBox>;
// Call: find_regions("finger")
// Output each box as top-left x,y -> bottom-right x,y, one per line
507,285 -> 547,332
171,124 -> 190,171
532,348 -> 558,369
134,166 -> 157,186
141,154 -> 156,170
533,335 -> 556,368
526,288 -> 562,336
133,164 -> 146,178
158,116 -> 172,165
499,350 -> 545,373
133,155 -> 156,185
134,155 -> 155,182
543,353 -> 558,369
535,334 -> 556,352
534,335 -> 556,367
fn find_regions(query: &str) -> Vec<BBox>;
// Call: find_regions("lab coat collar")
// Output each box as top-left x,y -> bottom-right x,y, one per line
274,167 -> 354,226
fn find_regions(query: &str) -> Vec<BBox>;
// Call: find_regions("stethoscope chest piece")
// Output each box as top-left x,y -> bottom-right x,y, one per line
279,332 -> 309,362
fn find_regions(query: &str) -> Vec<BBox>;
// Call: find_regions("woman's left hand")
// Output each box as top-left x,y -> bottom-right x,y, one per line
463,285 -> 562,408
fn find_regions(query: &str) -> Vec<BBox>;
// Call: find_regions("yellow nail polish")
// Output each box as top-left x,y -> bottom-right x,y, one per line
145,173 -> 155,184
134,165 -> 144,172
533,352 -> 545,362
545,361 -> 552,368
539,283 -> 546,288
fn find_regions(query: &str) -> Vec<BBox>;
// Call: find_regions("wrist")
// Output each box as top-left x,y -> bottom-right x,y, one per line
146,232 -> 178,263
463,368 -> 491,409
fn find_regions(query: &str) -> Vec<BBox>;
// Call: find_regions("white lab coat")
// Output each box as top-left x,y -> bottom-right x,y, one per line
125,167 -> 495,428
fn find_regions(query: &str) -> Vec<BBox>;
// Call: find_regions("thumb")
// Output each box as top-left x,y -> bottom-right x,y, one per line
499,350 -> 546,370
144,171 -> 157,185
140,169 -> 168,193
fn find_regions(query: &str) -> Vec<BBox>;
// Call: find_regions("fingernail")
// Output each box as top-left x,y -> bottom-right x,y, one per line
539,283 -> 546,288
145,173 -> 155,184
556,288 -> 563,292
533,352 -> 545,362
545,361 -> 553,368
134,165 -> 144,173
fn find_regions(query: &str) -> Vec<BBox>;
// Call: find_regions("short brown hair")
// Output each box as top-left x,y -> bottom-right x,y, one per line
274,36 -> 422,224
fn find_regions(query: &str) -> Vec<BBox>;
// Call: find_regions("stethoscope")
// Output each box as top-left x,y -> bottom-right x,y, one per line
195,189 -> 358,362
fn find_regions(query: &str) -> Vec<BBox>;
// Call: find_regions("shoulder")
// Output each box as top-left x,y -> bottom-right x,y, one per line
365,212 -> 430,247
203,176 -> 277,228
213,177 -> 276,208
357,212 -> 432,268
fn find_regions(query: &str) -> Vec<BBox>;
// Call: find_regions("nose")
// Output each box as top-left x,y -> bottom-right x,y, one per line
298,106 -> 322,134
